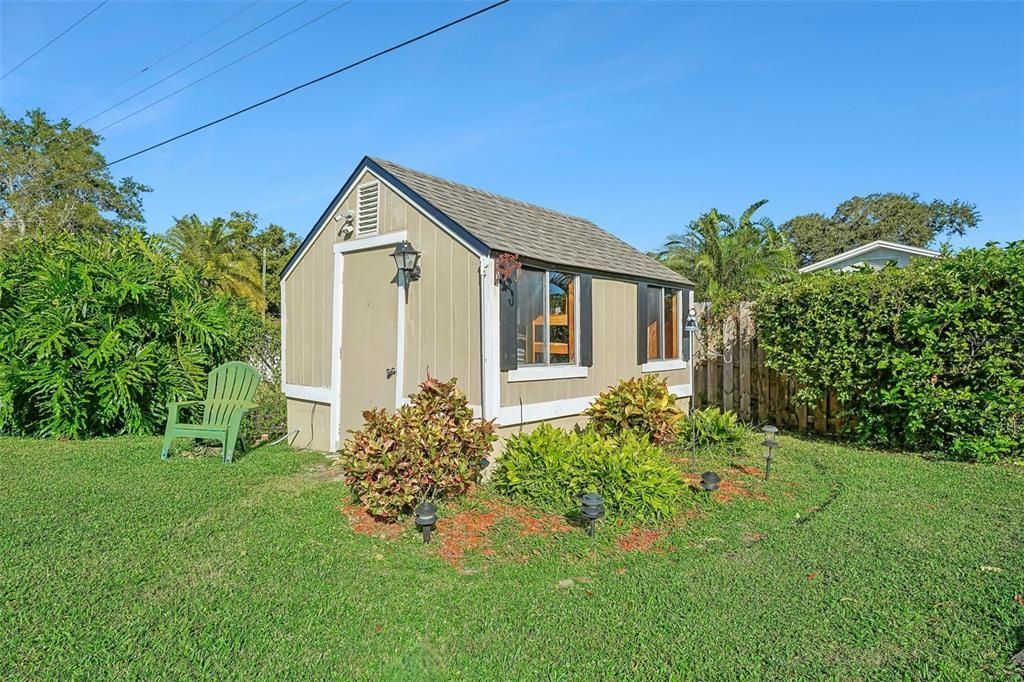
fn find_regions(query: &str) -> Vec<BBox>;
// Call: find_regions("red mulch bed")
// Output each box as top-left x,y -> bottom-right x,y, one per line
436,500 -> 573,567
342,504 -> 404,540
682,473 -> 769,502
616,528 -> 664,552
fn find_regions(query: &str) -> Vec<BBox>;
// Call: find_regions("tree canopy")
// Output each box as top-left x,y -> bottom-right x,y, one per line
0,109 -> 150,238
165,211 -> 298,314
782,192 -> 979,266
657,199 -> 796,310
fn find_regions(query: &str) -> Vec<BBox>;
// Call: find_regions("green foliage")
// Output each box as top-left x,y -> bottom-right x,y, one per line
782,192 -> 980,266
0,230 -> 262,438
0,109 -> 150,237
166,211 -> 297,313
657,200 -> 796,312
681,407 -> 749,453
757,243 -> 1023,461
584,375 -> 683,445
336,376 -> 496,520
493,424 -> 688,523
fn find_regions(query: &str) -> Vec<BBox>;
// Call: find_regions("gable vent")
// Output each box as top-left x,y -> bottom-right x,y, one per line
356,181 -> 380,235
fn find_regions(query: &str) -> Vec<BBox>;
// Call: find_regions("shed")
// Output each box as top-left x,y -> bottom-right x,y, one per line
280,157 -> 693,452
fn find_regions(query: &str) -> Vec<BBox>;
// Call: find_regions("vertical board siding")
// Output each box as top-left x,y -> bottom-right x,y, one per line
692,301 -> 846,434
284,168 -> 482,411
500,278 -> 691,407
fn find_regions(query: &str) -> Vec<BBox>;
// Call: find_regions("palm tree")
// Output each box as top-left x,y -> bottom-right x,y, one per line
166,214 -> 265,310
657,200 -> 795,309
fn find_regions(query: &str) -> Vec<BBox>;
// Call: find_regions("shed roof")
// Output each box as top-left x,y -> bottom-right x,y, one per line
281,157 -> 690,286
370,158 -> 689,285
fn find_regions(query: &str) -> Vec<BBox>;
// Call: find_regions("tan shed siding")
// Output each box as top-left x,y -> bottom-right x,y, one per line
286,398 -> 331,452
284,167 -> 481,411
500,277 -> 690,407
283,225 -> 332,387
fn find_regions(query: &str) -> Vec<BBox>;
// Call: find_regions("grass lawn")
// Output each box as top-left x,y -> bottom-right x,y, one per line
2,435 -> 1023,679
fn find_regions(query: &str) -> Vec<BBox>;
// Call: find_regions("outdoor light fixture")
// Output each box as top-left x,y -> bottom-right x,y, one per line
390,240 -> 422,282
762,424 -> 779,481
414,500 -> 437,544
477,457 -> 490,482
684,308 -> 699,334
580,492 -> 605,537
699,471 -> 721,492
685,307 -> 699,471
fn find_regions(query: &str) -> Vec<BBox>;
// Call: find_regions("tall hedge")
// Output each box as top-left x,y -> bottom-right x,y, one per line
0,231 -> 263,438
757,242 -> 1023,461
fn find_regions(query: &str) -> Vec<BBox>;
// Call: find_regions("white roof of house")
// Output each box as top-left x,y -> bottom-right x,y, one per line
799,240 -> 941,273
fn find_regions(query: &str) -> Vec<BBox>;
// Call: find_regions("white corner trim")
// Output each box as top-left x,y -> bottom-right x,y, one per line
641,359 -> 686,373
497,395 -> 594,426
333,230 -> 407,254
394,259 -> 407,410
283,383 -> 332,403
479,256 -> 501,420
329,250 -> 344,453
668,383 -> 693,398
507,365 -> 590,383
280,278 -> 288,387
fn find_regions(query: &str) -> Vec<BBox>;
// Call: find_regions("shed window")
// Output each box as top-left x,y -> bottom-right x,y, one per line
516,268 -> 578,365
356,181 -> 380,235
645,287 -> 682,361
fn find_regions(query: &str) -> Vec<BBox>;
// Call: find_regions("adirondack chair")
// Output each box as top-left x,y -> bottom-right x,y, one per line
160,362 -> 261,463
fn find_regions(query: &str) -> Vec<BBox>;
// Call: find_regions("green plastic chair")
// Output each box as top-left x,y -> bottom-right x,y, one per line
160,361 -> 261,463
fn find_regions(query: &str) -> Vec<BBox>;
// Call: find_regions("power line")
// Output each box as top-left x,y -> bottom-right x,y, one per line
95,1 -> 353,136
63,1 -> 262,119
77,0 -> 308,128
87,0 -> 512,173
1,1 -> 109,81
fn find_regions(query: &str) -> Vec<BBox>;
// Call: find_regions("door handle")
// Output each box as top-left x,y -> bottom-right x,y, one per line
386,367 -> 397,379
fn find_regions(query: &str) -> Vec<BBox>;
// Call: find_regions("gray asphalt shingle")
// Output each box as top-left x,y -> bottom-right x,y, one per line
372,157 -> 690,286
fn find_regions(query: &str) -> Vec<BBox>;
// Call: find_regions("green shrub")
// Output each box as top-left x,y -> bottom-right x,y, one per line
757,242 -> 1024,461
584,375 -> 683,445
681,407 -> 749,453
336,376 -> 496,520
493,424 -> 687,523
0,231 -> 262,438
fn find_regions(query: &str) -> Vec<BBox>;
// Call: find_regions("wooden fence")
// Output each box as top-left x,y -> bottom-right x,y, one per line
690,302 -> 845,434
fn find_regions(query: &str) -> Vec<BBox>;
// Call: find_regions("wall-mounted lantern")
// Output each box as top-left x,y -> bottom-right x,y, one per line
390,240 -> 421,283
580,492 -> 605,537
699,471 -> 721,492
414,500 -> 437,543
762,425 -> 779,481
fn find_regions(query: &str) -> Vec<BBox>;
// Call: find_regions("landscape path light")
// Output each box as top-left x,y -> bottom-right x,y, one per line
700,471 -> 721,492
580,492 -> 605,537
414,500 -> 437,544
762,425 -> 779,481
684,308 -> 699,472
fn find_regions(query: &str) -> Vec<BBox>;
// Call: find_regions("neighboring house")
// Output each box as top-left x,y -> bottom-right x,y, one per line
799,240 -> 941,274
280,156 -> 694,452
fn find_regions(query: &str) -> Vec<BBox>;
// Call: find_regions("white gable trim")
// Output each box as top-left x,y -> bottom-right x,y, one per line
281,164 -> 485,283
800,240 -> 941,274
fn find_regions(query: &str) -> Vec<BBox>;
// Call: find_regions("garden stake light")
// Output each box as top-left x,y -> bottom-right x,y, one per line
762,425 -> 779,481
580,492 -> 605,537
684,308 -> 700,472
699,471 -> 721,492
414,500 -> 437,544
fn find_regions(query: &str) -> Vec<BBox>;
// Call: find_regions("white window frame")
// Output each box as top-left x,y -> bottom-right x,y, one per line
641,286 -> 686,373
510,268 -> 585,382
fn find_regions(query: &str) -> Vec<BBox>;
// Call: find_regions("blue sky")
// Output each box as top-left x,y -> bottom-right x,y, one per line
2,1 -> 1021,252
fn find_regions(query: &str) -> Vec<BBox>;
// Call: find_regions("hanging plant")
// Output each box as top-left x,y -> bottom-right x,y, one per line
494,252 -> 522,285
